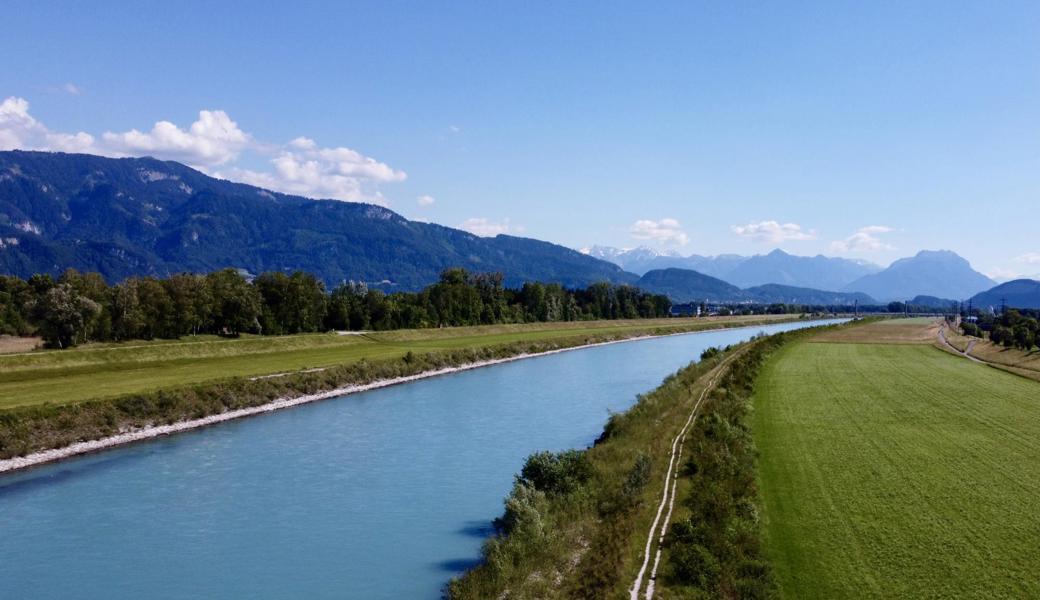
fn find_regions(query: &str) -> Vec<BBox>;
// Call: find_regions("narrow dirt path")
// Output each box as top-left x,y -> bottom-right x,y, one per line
629,353 -> 736,600
938,326 -> 982,363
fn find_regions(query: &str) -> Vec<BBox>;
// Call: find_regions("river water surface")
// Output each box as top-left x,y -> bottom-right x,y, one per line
0,319 -> 841,599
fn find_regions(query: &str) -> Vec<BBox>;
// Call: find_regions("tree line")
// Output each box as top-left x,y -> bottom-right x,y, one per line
0,267 -> 672,348
961,308 -> 1039,351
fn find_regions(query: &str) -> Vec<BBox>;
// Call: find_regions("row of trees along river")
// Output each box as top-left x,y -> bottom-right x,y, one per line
0,268 -> 673,348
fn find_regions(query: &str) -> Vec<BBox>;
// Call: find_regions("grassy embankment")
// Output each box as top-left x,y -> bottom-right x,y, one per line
449,320 -> 852,599
754,318 -> 1040,598
0,314 -> 804,460
942,325 -> 1040,382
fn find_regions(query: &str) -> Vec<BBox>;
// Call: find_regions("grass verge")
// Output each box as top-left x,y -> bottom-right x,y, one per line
754,341 -> 1040,598
0,315 -> 803,409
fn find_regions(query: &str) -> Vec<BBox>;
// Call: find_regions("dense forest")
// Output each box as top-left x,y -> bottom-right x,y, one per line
0,267 -> 672,348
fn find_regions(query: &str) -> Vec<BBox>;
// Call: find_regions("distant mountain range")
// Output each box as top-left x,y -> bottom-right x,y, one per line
581,245 -> 749,279
583,246 -> 879,290
970,279 -> 1040,310
634,268 -> 877,305
0,152 -> 1009,305
588,245 -> 996,303
841,250 -> 995,302
0,151 -> 633,289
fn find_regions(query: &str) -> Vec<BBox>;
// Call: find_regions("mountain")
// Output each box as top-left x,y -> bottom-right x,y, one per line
909,295 -> 958,309
581,245 -> 735,276
584,246 -> 877,289
584,245 -> 751,278
635,268 -> 877,305
723,249 -> 880,290
0,151 -> 636,289
969,279 -> 1040,310
843,250 -> 995,302
744,284 -> 876,306
635,268 -> 744,303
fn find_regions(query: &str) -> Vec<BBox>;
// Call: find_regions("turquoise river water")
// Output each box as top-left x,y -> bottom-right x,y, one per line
0,319 -> 841,599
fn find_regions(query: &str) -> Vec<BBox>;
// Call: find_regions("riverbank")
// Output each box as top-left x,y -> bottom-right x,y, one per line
0,317 -> 828,474
1,314 -> 807,409
448,319 -> 858,598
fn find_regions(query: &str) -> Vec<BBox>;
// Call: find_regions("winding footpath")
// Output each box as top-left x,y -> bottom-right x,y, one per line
938,325 -> 982,363
629,353 -> 736,600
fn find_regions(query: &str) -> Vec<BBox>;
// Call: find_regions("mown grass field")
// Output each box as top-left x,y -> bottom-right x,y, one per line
0,314 -> 799,409
753,339 -> 1040,598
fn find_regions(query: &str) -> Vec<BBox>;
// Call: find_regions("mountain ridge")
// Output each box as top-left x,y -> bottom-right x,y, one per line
842,249 -> 995,301
0,151 -> 636,289
970,279 -> 1040,310
585,245 -> 879,289
635,268 -> 878,305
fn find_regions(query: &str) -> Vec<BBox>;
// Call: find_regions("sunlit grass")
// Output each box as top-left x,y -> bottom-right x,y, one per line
754,342 -> 1040,598
0,315 -> 800,409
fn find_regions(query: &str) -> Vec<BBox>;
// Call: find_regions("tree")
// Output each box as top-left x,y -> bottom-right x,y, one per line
205,269 -> 261,335
165,273 -> 212,336
110,279 -> 145,340
1013,324 -> 1035,351
135,277 -> 174,339
32,284 -> 101,348
255,271 -> 328,334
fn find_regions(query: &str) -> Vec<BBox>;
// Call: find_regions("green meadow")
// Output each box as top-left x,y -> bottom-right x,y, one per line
753,341 -> 1040,598
0,315 -> 797,409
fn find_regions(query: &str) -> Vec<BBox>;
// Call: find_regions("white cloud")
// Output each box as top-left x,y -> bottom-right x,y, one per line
985,267 -> 1022,282
629,218 -> 689,246
0,96 -> 96,152
0,96 -> 406,204
732,220 -> 816,243
459,217 -> 513,237
62,83 -> 81,96
829,225 -> 895,253
417,194 -> 436,206
100,110 -> 251,167
1014,252 -> 1040,265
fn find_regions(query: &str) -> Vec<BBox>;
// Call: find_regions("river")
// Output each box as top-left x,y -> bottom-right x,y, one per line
0,319 -> 841,599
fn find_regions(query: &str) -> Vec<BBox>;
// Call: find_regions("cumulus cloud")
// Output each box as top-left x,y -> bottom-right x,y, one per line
459,217 -> 513,237
0,96 -> 96,153
829,225 -> 895,253
100,110 -> 251,167
1014,252 -> 1040,265
417,194 -> 436,206
629,218 -> 689,246
732,220 -> 816,243
62,83 -> 81,95
0,96 -> 405,204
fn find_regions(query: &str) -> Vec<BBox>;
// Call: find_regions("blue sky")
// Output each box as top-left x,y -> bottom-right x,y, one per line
2,1 -> 1038,277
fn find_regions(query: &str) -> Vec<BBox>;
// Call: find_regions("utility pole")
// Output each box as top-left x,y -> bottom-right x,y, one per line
1000,297 -> 1007,316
